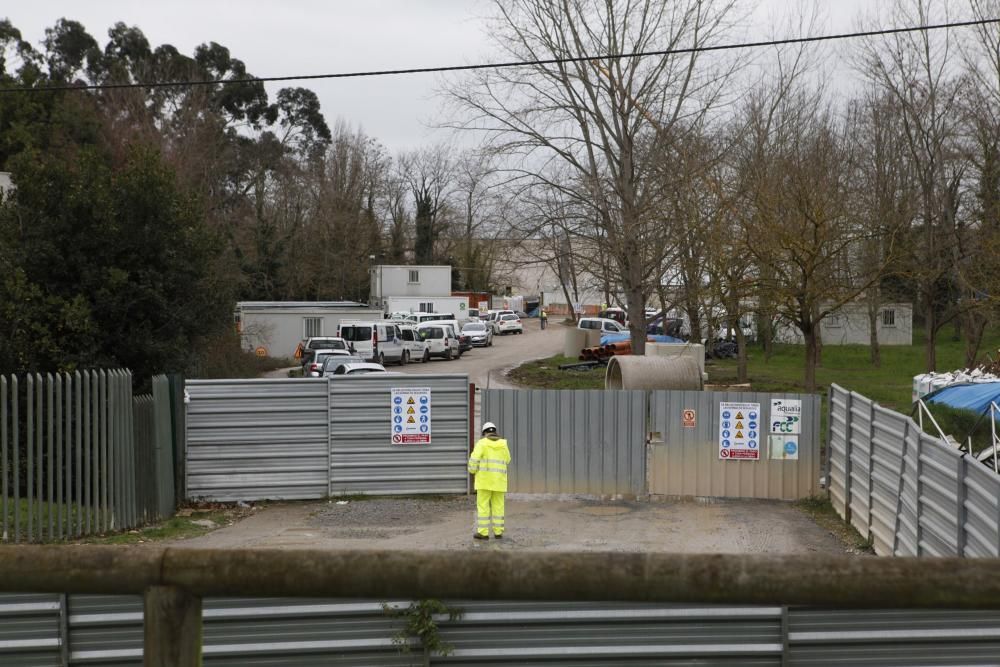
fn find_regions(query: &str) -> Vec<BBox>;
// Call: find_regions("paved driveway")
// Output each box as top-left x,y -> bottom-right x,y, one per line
172,496 -> 849,554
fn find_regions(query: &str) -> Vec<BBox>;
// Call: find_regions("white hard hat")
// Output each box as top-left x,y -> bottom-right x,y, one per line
481,421 -> 497,435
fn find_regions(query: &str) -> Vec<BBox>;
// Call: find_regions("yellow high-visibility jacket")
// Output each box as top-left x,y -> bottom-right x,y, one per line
468,435 -> 511,492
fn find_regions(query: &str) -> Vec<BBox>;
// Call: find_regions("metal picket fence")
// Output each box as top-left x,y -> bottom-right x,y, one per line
0,370 -> 177,543
828,384 -> 1000,557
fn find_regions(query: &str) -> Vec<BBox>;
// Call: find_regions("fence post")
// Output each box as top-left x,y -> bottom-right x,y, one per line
955,454 -> 967,557
867,399 -> 877,543
843,391 -> 853,526
468,383 -> 476,495
915,434 -> 923,557
143,585 -> 203,667
892,420 -> 911,556
824,388 -> 833,494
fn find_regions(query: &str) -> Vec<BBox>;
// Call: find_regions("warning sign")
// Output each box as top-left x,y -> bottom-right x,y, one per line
391,388 -> 432,444
682,409 -> 696,428
719,401 -> 761,461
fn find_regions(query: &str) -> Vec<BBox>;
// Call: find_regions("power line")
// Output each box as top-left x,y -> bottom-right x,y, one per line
1,17 -> 997,94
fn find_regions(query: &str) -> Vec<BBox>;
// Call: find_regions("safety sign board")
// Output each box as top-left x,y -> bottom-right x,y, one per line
719,401 -> 761,460
770,399 -> 802,434
682,409 -> 696,428
769,435 -> 799,460
391,388 -> 432,444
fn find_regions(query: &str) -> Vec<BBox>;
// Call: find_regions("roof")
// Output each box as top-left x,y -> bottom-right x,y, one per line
374,264 -> 451,270
237,301 -> 370,311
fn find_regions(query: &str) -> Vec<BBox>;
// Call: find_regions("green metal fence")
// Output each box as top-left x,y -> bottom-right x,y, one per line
0,370 -> 177,543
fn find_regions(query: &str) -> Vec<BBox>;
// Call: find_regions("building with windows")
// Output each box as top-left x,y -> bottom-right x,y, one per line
368,265 -> 452,311
774,302 -> 913,346
235,301 -> 380,358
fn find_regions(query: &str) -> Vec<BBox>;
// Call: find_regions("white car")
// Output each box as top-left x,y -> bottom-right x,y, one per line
415,323 -> 461,360
486,309 -> 516,334
398,325 -> 430,363
496,313 -> 523,335
326,362 -> 394,378
303,349 -> 351,377
578,317 -> 628,334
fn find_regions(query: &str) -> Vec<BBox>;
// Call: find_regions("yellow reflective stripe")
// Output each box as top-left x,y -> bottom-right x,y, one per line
482,458 -> 508,465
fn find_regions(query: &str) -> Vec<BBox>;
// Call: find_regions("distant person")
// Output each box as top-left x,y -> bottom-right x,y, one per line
540,309 -> 548,330
468,421 -> 511,540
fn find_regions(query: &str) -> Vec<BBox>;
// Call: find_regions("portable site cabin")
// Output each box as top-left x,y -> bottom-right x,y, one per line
236,301 -> 381,358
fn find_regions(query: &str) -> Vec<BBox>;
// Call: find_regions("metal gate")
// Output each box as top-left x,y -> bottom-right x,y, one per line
648,390 -> 821,500
481,389 -> 647,495
186,376 -> 469,501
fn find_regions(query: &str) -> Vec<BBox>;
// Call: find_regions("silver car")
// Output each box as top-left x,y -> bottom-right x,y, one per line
462,321 -> 493,347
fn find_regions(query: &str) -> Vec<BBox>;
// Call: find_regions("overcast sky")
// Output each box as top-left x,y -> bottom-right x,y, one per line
6,0 -> 877,153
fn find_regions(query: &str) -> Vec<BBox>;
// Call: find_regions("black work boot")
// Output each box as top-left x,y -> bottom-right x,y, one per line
473,533 -> 489,540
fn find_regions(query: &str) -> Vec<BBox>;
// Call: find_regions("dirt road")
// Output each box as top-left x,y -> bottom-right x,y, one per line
172,496 -> 848,554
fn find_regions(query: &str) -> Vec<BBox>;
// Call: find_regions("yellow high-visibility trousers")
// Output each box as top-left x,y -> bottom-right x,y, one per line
476,489 -> 505,536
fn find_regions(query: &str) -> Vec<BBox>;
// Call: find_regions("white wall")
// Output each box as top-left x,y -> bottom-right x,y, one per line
370,265 -> 451,304
385,296 -> 470,318
0,172 -> 13,200
239,306 -> 381,357
775,303 -> 913,346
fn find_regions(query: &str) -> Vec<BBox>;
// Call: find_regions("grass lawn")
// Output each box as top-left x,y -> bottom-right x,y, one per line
2,497 -> 241,545
708,327 -> 1000,411
508,355 -> 607,389
508,329 -> 1000,411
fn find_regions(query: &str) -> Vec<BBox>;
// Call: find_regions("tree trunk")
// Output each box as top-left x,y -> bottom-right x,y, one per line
560,280 -> 577,324
803,324 -> 818,392
964,310 -> 988,369
924,291 -> 937,372
734,318 -> 748,384
626,284 -> 647,355
868,296 -> 881,368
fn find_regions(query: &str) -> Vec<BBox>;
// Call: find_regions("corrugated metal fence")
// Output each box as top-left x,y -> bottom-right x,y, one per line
480,390 -> 647,495
3,593 -> 1000,666
828,384 -> 1000,557
648,390 -> 821,500
186,375 -> 469,501
0,371 -> 178,543
329,375 -> 469,496
480,388 -> 820,499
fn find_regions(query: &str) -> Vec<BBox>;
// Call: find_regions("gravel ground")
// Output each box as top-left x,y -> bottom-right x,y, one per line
173,495 -> 853,555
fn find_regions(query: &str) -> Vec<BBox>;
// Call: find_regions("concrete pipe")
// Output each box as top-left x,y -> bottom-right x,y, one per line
564,328 -> 589,358
605,355 -> 704,391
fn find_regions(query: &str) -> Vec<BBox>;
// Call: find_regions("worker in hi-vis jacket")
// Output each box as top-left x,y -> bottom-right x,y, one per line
468,421 -> 511,540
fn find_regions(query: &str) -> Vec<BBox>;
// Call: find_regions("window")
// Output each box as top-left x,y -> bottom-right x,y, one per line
304,317 -> 322,338
882,309 -> 896,327
401,329 -> 413,342
409,270 -> 420,284
826,315 -> 843,328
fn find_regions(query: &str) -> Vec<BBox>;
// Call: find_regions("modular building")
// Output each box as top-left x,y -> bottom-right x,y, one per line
236,301 -> 381,358
775,302 -> 913,346
369,265 -> 452,311
384,296 -> 472,319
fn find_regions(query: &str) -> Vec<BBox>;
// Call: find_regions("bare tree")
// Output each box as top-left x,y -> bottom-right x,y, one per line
857,0 -> 969,371
445,0 -> 745,353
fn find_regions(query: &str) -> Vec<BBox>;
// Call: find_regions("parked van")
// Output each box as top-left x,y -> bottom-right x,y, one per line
398,325 -> 430,363
416,322 -> 461,360
337,321 -> 406,365
578,317 -> 628,334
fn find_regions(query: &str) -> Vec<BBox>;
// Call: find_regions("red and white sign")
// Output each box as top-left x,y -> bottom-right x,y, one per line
682,409 -> 696,428
719,401 -> 761,461
391,388 -> 432,445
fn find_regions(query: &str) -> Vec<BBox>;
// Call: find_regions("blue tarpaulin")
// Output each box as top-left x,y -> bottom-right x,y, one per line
926,382 -> 1000,417
600,333 -> 685,346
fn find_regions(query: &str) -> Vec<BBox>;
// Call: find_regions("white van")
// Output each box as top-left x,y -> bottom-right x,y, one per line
416,322 -> 461,360
337,321 -> 407,365
578,317 -> 628,334
398,325 -> 430,363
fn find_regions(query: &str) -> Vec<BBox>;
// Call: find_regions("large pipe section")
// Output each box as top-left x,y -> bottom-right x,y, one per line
605,355 -> 703,390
